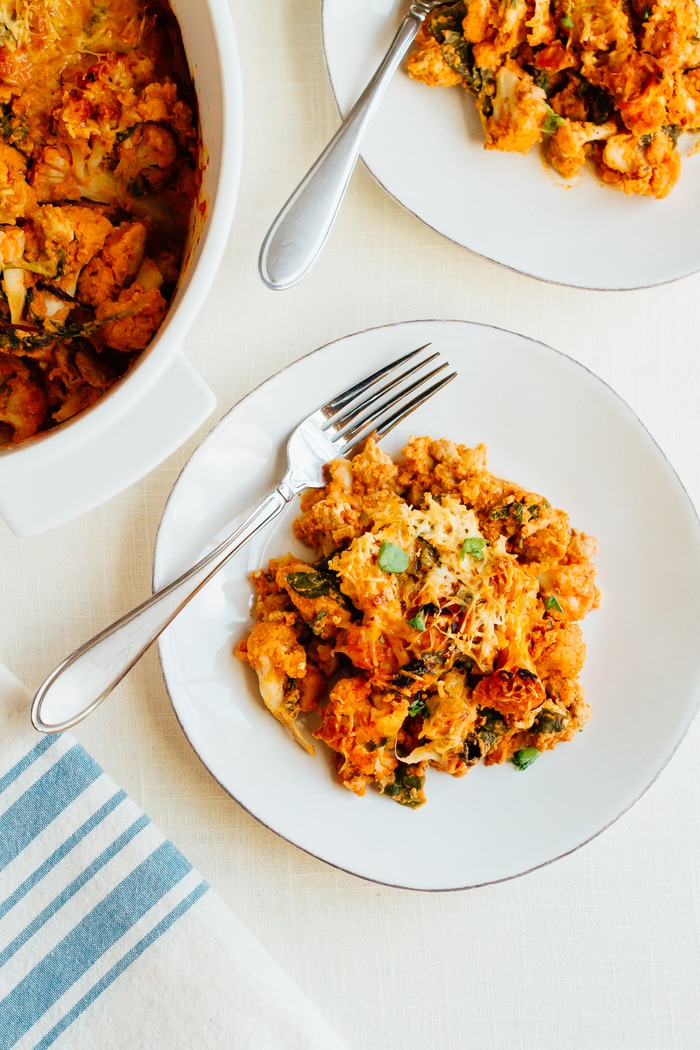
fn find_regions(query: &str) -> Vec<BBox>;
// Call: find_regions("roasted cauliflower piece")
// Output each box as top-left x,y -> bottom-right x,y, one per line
481,61 -> 550,153
238,622 -> 315,755
0,352 -> 47,445
95,284 -> 168,352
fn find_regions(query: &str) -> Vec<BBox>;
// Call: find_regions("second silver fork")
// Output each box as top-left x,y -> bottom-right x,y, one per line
259,0 -> 446,291
31,345 -> 456,733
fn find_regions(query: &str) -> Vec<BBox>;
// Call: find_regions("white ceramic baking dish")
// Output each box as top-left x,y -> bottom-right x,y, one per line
0,0 -> 243,536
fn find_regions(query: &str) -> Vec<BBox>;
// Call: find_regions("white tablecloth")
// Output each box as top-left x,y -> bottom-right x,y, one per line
1,1 -> 699,1047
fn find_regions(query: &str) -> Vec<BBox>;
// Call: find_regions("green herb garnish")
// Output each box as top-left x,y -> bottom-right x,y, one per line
511,747 -> 540,770
542,106 -> 565,134
460,536 -> 487,561
544,595 -> 563,613
407,697 -> 429,718
408,610 -> 427,631
378,540 -> 409,574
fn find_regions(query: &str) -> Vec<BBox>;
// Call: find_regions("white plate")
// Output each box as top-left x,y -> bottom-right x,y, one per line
321,0 -> 700,290
154,320 -> 700,889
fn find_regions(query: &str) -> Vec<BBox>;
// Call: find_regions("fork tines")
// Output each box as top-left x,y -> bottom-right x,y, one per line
325,344 -> 456,447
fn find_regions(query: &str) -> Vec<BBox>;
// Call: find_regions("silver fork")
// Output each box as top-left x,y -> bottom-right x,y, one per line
31,345 -> 456,733
259,0 -> 446,290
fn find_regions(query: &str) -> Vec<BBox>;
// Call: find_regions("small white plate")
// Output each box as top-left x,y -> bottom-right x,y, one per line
154,320 -> 700,889
321,0 -> 700,290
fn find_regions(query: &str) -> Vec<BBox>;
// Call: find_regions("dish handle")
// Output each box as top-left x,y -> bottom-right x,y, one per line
0,352 -> 216,537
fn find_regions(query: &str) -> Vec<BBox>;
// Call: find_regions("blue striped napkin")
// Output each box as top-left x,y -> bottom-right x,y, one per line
0,664 -> 346,1050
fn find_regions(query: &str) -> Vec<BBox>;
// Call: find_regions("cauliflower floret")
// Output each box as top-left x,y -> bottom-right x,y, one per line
78,220 -> 148,306
95,283 -> 167,351
1,267 -> 26,324
294,439 -> 400,557
405,32 -> 465,87
493,0 -> 531,54
568,0 -> 633,50
538,529 -> 601,619
641,0 -> 699,69
127,81 -> 196,145
238,621 -> 314,754
582,50 -> 671,136
481,61 -> 550,152
133,256 -> 164,291
0,225 -> 29,323
115,124 -> 178,187
29,272 -> 84,327
598,128 -> 681,197
0,352 -> 47,444
32,204 -> 113,272
399,669 -> 477,776
0,144 -> 37,223
526,0 -> 558,46
30,141 -> 122,206
530,620 -> 586,679
100,221 -> 147,285
548,117 -> 618,176
313,676 -> 411,798
0,224 -> 26,269
463,0 -> 495,43
76,257 -> 117,306
666,69 -> 700,130
472,666 -> 546,730
54,52 -> 157,151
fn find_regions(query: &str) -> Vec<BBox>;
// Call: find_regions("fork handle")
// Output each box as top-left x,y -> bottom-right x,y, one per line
258,6 -> 427,290
31,478 -> 300,733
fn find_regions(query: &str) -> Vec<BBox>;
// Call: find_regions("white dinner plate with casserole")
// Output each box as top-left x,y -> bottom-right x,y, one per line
154,319 -> 700,890
321,0 -> 700,290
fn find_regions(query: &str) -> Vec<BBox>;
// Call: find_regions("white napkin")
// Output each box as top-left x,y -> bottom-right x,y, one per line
0,664 -> 346,1050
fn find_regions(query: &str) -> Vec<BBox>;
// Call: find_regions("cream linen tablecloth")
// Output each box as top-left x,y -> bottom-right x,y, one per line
2,1 -> 700,1047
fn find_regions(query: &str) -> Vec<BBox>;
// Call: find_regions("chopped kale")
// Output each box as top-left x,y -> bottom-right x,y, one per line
581,82 -> 614,124
463,706 -> 507,763
416,536 -> 440,572
532,707 -> 569,734
426,1 -> 467,40
381,764 -> 426,807
285,569 -> 335,598
393,652 -> 446,689
441,30 -> 475,79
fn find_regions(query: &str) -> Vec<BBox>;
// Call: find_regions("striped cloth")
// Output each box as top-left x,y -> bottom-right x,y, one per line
0,664 -> 346,1050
